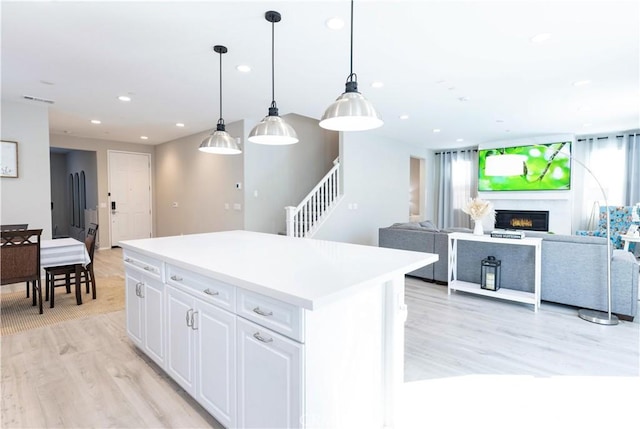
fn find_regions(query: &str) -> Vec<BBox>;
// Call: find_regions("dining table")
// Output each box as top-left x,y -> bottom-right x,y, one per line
40,237 -> 91,305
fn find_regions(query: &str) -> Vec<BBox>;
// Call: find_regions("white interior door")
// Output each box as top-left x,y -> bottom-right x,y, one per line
108,151 -> 152,246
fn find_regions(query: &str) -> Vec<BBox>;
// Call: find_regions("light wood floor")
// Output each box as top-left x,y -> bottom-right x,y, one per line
2,248 -> 639,428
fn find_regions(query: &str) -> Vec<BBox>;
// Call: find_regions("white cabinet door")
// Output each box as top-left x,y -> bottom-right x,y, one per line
142,276 -> 165,367
237,318 -> 303,429
165,285 -> 196,395
194,299 -> 236,428
125,269 -> 144,347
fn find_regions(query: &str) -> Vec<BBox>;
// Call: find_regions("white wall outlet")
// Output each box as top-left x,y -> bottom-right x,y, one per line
236,182 -> 242,189
233,203 -> 241,211
171,202 -> 179,208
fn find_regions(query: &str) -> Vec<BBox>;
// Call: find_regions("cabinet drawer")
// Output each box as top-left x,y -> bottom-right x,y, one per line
123,250 -> 163,281
237,289 -> 304,343
166,264 -> 235,312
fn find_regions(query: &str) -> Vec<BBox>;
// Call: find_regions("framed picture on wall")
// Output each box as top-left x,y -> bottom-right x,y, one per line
0,140 -> 18,178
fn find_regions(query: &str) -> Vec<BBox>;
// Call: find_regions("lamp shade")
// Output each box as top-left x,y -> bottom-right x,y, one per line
484,154 -> 527,176
199,130 -> 241,154
319,90 -> 383,131
248,113 -> 298,145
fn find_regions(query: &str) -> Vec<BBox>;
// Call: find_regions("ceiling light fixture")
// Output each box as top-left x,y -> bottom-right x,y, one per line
176,123 -> 185,127
432,128 -> 441,133
200,45 -> 242,154
319,0 -> 382,132
325,17 -> 345,30
90,119 -> 101,124
248,11 -> 298,145
118,95 -> 131,102
140,136 -> 148,140
236,65 -> 251,73
399,114 -> 409,120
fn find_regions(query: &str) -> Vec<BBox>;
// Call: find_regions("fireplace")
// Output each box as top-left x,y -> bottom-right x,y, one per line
495,210 -> 549,232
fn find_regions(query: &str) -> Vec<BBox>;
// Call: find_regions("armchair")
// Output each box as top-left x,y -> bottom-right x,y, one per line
576,206 -> 634,249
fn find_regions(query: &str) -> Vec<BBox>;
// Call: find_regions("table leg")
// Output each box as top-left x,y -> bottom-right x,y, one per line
74,265 -> 82,305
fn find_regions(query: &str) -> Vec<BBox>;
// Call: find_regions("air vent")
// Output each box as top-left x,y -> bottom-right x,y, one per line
23,95 -> 55,104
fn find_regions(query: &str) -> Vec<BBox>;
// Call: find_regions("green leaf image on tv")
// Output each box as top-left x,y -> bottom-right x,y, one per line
478,142 -> 571,191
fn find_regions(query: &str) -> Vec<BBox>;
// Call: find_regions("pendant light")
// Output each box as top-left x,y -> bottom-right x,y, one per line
319,0 -> 383,131
199,45 -> 242,154
248,11 -> 299,145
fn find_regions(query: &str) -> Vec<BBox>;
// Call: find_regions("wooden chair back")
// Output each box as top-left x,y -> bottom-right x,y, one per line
1,224 -> 28,231
84,223 -> 99,261
1,229 -> 42,285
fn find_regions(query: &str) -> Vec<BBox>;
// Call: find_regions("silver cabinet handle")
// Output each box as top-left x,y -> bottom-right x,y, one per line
135,282 -> 144,297
186,309 -> 193,327
170,275 -> 183,282
204,288 -> 219,296
191,311 -> 198,330
253,307 -> 273,317
253,332 -> 273,343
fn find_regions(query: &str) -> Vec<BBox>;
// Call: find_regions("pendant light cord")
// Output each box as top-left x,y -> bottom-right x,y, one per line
346,0 -> 357,85
271,18 -> 276,107
219,48 -> 223,123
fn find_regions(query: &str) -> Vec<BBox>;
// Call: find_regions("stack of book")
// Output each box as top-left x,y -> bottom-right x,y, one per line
490,229 -> 525,239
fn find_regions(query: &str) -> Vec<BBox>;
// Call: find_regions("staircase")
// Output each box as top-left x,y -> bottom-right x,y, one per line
285,159 -> 342,238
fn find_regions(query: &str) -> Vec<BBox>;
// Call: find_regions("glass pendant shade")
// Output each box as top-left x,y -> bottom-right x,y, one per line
319,87 -> 383,131
249,10 -> 298,146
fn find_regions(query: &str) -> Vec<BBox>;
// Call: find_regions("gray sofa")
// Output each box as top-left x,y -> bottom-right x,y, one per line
378,221 -> 469,284
379,223 -> 639,320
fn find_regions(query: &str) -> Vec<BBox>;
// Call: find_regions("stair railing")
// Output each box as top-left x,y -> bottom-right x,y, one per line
286,159 -> 341,238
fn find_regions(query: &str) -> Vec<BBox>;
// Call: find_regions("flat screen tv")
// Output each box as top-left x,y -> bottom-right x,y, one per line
478,141 -> 571,191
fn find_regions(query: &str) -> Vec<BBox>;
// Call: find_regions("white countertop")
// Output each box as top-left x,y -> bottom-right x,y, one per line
120,230 -> 438,310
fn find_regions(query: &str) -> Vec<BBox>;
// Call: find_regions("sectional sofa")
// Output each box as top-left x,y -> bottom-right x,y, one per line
379,222 -> 639,320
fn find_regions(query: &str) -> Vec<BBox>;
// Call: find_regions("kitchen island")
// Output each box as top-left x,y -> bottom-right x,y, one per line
120,230 -> 438,428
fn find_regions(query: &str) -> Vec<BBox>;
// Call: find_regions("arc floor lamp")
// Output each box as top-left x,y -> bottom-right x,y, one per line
485,145 -> 618,326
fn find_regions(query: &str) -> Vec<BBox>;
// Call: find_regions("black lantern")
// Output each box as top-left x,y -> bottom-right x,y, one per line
481,256 -> 501,291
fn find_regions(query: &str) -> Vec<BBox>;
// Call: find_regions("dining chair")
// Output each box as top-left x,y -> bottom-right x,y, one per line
1,223 -> 31,297
1,229 -> 44,314
45,223 -> 98,308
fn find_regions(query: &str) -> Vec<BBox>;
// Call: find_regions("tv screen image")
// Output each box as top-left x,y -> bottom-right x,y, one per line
478,142 -> 571,191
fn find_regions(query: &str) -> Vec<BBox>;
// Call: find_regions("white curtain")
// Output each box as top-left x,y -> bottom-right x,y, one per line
435,149 -> 478,229
578,131 -> 639,229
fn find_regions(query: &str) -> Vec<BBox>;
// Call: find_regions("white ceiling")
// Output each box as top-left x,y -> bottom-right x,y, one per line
2,0 -> 639,149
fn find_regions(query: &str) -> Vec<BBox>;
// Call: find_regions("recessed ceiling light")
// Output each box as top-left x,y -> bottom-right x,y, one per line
456,138 -> 464,142
236,65 -> 251,73
176,123 -> 185,127
530,33 -> 552,43
325,17 -> 345,30
573,80 -> 592,87
371,81 -> 384,88
140,136 -> 149,140
458,96 -> 469,102
118,95 -> 131,102
90,119 -> 101,124
432,128 -> 441,133
399,114 -> 409,120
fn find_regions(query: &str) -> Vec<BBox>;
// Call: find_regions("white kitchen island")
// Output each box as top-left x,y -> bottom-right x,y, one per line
120,230 -> 438,429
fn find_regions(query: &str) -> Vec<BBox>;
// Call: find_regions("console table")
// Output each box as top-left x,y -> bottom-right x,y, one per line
447,232 -> 542,311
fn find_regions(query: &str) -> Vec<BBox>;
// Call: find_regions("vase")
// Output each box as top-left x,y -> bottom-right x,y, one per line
473,220 -> 484,236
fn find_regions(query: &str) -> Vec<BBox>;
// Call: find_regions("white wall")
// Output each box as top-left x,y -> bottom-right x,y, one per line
313,131 -> 430,246
478,134 -> 575,234
244,114 -> 339,234
1,101 -> 52,238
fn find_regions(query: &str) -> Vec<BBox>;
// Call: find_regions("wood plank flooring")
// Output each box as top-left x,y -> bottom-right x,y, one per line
2,248 -> 638,428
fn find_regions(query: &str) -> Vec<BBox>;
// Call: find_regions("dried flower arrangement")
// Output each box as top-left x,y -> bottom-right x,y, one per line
462,197 -> 494,221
